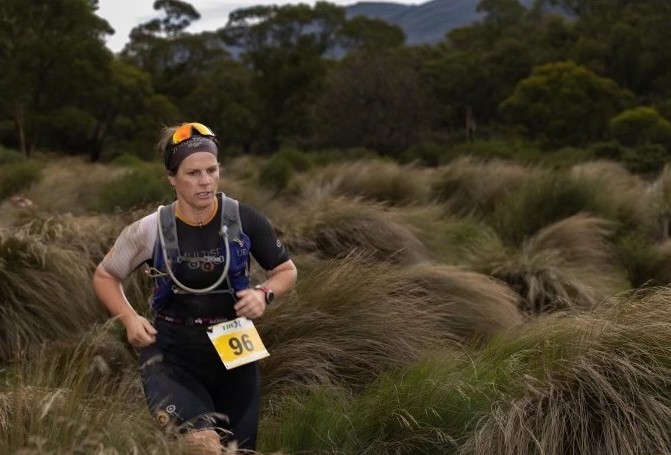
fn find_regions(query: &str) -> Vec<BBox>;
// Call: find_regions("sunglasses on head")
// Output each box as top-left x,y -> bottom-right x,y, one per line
171,122 -> 216,145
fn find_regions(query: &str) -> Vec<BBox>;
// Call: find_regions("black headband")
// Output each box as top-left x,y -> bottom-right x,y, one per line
165,136 -> 218,172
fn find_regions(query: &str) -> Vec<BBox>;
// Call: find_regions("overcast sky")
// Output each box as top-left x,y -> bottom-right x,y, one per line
97,0 -> 399,53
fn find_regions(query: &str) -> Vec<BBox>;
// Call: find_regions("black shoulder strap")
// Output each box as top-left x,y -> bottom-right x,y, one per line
158,195 -> 241,260
220,193 -> 242,240
158,201 -> 180,260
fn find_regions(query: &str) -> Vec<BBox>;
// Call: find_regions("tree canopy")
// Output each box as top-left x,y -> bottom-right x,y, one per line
0,0 -> 670,169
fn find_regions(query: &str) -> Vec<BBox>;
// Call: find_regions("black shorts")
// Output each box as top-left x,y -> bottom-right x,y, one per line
139,321 -> 261,450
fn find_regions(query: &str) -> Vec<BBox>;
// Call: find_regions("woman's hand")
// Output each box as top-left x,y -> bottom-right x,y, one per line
234,288 -> 267,319
124,315 -> 158,348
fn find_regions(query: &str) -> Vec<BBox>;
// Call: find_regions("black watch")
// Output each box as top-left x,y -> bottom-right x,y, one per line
254,285 -> 275,305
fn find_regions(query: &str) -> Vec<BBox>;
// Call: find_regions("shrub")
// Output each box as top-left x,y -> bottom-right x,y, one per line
259,154 -> 294,192
449,138 -> 543,163
589,141 -> 629,160
275,147 -> 314,172
0,160 -> 42,200
610,106 -> 671,148
621,143 -> 671,174
400,142 -> 454,166
96,165 -> 173,212
0,146 -> 24,164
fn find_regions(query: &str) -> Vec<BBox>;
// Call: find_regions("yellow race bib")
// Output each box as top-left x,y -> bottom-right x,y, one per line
207,317 -> 269,369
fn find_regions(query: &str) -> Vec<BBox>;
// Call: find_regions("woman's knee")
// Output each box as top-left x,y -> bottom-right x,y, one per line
184,429 -> 222,455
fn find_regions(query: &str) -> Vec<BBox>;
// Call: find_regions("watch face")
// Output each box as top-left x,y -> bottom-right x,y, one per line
256,285 -> 275,304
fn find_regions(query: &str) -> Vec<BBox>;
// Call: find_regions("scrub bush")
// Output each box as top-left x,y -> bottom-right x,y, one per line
96,164 -> 173,212
0,160 -> 42,200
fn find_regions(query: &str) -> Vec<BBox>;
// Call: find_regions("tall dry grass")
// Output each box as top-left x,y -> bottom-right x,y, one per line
4,154 -> 671,455
431,157 -> 535,218
286,159 -> 433,206
460,286 -> 671,455
258,255 -> 523,397
262,286 -> 671,455
570,160 -> 656,234
23,156 -> 129,215
279,197 -> 430,265
0,227 -> 106,362
389,205 -> 501,265
490,169 -> 637,247
464,213 -> 630,313
0,323 -> 188,454
648,162 -> 671,238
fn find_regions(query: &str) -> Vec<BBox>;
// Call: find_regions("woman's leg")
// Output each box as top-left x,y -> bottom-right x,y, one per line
211,362 -> 261,450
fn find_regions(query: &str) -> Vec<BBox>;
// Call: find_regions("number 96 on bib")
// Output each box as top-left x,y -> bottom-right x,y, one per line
207,318 -> 269,369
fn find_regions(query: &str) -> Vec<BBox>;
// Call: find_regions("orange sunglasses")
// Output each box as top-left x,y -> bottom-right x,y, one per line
171,122 -> 216,145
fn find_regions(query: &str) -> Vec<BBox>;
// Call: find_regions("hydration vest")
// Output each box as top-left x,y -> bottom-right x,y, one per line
149,193 -> 251,312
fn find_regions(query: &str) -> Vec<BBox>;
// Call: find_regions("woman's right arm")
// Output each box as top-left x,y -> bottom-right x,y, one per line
93,264 -> 157,348
93,214 -> 158,348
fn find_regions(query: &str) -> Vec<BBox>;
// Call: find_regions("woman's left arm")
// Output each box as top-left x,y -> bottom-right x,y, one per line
261,258 -> 298,298
234,259 -> 297,319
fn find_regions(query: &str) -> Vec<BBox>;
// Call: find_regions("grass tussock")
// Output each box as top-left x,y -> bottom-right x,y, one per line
460,286 -> 671,455
288,159 -> 433,206
18,213 -> 128,262
399,264 -> 524,344
389,205 -> 502,265
467,214 -> 629,314
283,198 -> 429,265
570,160 -> 656,233
263,286 -> 671,455
648,162 -> 671,238
0,228 -> 106,362
259,255 -> 522,397
491,170 -> 627,247
0,324 -> 186,454
432,157 -> 534,218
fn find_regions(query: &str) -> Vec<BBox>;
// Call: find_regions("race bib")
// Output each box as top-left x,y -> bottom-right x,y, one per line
207,317 -> 269,369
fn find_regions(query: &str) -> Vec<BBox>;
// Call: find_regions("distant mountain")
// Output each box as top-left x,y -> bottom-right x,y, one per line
345,0 -> 535,45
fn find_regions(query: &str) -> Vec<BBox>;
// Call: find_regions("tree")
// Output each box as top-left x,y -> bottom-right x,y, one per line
540,0 -> 638,17
180,60 -> 259,152
568,1 -> 671,97
339,16 -> 405,50
0,0 -> 113,156
477,0 -> 526,25
223,2 -> 346,151
500,60 -> 635,146
87,59 -> 157,161
314,49 -> 430,156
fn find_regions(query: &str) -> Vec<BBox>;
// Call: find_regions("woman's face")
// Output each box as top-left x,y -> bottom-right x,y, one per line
168,152 -> 220,210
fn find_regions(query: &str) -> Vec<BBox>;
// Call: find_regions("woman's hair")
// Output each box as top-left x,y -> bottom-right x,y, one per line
156,125 -> 179,175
